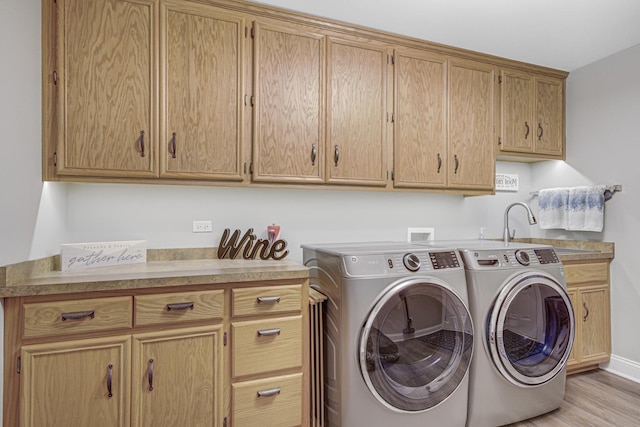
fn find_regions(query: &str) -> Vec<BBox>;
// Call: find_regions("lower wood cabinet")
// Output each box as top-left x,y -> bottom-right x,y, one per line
4,279 -> 308,427
563,259 -> 611,373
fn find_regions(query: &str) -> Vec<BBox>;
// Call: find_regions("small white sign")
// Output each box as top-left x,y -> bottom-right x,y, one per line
61,240 -> 147,271
496,173 -> 519,192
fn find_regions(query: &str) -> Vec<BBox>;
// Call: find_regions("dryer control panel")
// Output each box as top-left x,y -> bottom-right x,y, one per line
342,250 -> 462,276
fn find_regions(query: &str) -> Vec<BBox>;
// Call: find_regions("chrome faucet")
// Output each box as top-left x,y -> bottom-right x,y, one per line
503,202 -> 537,244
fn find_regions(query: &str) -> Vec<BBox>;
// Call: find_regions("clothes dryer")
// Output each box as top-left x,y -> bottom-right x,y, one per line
421,240 -> 575,427
302,242 -> 474,427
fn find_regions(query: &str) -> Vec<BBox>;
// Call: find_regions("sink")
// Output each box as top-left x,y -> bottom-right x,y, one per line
553,248 -> 597,254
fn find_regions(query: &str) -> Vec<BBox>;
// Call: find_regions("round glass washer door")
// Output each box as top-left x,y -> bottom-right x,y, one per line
358,278 -> 473,412
487,272 -> 575,386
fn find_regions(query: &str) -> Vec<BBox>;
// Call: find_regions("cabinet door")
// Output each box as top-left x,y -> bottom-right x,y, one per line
393,50 -> 447,188
160,2 -> 245,180
253,22 -> 325,183
448,59 -> 495,190
21,336 -> 131,427
500,69 -> 534,153
579,286 -> 611,364
565,288 -> 580,368
131,325 -> 224,427
56,0 -> 156,177
326,38 -> 388,186
534,76 -> 564,156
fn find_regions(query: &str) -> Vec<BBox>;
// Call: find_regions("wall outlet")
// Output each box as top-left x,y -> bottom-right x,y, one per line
192,220 -> 212,233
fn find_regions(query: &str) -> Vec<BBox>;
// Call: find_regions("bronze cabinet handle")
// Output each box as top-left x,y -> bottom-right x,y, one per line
334,145 -> 340,167
140,130 -> 145,157
538,123 -> 544,140
311,144 -> 317,166
524,121 -> 530,139
148,359 -> 154,391
166,302 -> 194,311
583,302 -> 590,322
61,310 -> 95,321
454,154 -> 459,174
437,153 -> 442,174
107,364 -> 113,398
171,132 -> 177,159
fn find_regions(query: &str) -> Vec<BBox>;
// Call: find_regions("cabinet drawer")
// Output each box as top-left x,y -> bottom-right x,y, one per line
23,297 -> 132,338
232,373 -> 303,427
232,284 -> 302,317
564,261 -> 609,285
232,316 -> 302,377
135,289 -> 224,326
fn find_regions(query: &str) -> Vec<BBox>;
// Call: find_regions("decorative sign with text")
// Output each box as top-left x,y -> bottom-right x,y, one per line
217,228 -> 289,260
495,173 -> 519,191
61,240 -> 147,271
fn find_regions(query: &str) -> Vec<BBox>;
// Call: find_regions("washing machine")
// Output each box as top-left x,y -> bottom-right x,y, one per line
302,242 -> 474,427
421,240 -> 575,427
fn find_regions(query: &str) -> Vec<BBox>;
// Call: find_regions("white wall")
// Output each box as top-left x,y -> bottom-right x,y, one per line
532,44 -> 640,378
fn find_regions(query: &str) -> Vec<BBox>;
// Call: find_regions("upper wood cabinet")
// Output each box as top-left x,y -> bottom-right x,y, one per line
393,49 -> 447,188
447,59 -> 496,190
326,38 -> 389,187
499,68 -> 565,159
252,21 -> 325,184
160,2 -> 245,181
53,0 -> 157,178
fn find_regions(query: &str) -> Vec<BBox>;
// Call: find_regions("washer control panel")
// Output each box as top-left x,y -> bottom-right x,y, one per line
342,250 -> 461,276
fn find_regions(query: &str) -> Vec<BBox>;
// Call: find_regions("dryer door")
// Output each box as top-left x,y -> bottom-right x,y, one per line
487,271 -> 575,386
358,278 -> 473,412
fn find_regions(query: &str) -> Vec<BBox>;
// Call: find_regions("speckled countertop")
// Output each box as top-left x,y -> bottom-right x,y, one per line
0,248 -> 308,298
510,238 -> 615,261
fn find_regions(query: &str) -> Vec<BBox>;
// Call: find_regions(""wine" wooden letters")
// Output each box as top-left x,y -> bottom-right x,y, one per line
217,228 -> 289,260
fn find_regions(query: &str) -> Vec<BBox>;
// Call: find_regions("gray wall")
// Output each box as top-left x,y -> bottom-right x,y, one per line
1,0 -> 639,416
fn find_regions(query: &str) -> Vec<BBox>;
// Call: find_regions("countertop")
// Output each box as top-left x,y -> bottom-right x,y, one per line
510,238 -> 615,262
0,247 -> 308,298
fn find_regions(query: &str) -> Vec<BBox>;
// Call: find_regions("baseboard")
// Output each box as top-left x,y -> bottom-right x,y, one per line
600,354 -> 640,383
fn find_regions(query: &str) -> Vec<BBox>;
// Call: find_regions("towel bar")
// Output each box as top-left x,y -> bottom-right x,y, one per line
530,184 -> 621,200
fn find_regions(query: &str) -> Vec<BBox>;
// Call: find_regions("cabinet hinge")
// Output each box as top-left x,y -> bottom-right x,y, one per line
391,171 -> 395,181
223,417 -> 227,427
498,137 -> 502,145
250,95 -> 255,107
224,332 -> 227,346
498,75 -> 502,84
53,152 -> 58,167
251,26 -> 255,39
391,113 -> 395,123
245,26 -> 248,38
52,70 -> 58,86
243,162 -> 247,174
249,162 -> 254,174
17,356 -> 21,374
388,54 -> 395,65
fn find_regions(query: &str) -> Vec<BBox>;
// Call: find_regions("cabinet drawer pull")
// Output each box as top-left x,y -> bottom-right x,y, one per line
166,302 -> 194,311
107,364 -> 113,398
257,296 -> 281,304
257,328 -> 281,337
257,387 -> 281,398
61,310 -> 95,321
148,359 -> 154,391
583,302 -> 590,322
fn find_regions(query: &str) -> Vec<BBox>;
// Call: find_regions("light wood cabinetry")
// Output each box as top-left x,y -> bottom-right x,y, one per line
4,279 -> 308,426
52,0 -> 157,178
326,37 -> 389,187
499,68 -> 565,159
393,49 -> 447,188
564,259 -> 611,373
251,21 -> 325,184
447,59 -> 496,190
160,1 -> 246,181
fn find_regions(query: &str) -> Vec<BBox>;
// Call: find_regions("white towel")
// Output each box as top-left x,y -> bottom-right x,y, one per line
538,185 -> 606,232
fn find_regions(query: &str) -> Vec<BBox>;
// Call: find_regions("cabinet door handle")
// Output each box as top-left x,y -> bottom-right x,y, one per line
166,302 -> 194,311
61,310 -> 95,321
257,327 -> 281,337
311,144 -> 317,166
524,121 -> 530,139
257,387 -> 281,398
140,130 -> 146,157
454,154 -> 459,174
334,145 -> 340,167
583,302 -> 590,322
257,296 -> 281,304
107,364 -> 113,398
148,359 -> 154,391
171,132 -> 177,159
437,153 -> 442,174
538,123 -> 544,140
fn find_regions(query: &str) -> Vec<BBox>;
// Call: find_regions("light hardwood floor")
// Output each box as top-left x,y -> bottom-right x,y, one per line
506,370 -> 640,426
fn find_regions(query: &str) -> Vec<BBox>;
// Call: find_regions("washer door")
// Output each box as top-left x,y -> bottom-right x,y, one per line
358,278 -> 473,412
487,272 -> 575,386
